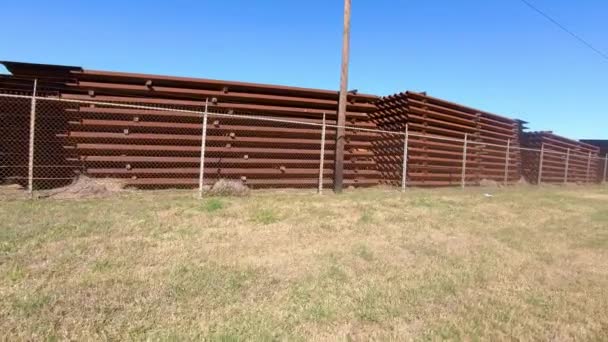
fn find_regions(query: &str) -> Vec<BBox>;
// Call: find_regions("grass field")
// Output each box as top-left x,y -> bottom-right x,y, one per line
1,185 -> 608,340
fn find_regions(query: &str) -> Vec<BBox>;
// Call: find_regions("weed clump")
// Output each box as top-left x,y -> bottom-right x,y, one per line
41,176 -> 124,199
207,179 -> 250,197
202,198 -> 224,212
252,208 -> 279,225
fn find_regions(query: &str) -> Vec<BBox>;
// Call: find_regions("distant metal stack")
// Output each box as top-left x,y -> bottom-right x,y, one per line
521,132 -> 600,184
580,140 -> 608,183
372,91 -> 521,187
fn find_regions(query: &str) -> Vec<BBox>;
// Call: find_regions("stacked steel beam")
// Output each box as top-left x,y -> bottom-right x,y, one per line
1,62 -> 380,189
521,132 -> 600,184
372,91 -> 521,187
476,103 -> 523,184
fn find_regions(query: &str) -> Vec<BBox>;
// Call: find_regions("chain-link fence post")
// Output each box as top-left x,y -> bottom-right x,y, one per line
401,124 -> 409,192
604,154 -> 608,184
538,143 -> 545,185
503,138 -> 510,186
461,133 -> 468,189
27,79 -> 38,197
564,148 -> 570,184
318,113 -> 326,194
198,98 -> 209,198
586,151 -> 592,184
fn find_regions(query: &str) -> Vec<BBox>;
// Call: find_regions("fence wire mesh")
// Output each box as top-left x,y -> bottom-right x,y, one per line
0,91 -> 606,199
204,108 -> 327,190
0,93 -> 32,193
71,97 -> 206,191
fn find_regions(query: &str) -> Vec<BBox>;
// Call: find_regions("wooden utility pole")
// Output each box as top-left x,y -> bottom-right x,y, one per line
334,0 -> 351,193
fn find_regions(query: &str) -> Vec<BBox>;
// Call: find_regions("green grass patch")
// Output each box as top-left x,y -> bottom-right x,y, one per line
352,243 -> 374,262
251,208 -> 280,225
11,293 -> 53,317
169,263 -> 259,307
4,264 -> 26,282
201,198 -> 225,213
357,208 -> 375,225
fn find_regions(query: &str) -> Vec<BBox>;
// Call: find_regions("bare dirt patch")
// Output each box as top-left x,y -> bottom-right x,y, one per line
0,184 -> 28,200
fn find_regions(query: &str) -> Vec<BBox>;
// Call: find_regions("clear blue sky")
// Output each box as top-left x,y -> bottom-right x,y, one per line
2,1 -> 606,139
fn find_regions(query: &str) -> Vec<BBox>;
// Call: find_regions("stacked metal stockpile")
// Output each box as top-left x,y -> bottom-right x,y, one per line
406,92 -> 480,186
580,140 -> 608,183
521,132 -> 600,184
372,91 -> 521,187
1,62 -> 380,189
475,104 -> 522,184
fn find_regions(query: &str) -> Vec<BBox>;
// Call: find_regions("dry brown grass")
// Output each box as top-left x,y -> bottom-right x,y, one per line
1,186 -> 608,340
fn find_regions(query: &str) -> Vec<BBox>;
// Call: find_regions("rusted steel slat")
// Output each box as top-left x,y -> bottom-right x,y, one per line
79,155 -> 376,167
66,131 -> 373,148
74,143 -> 375,157
75,68 -> 379,102
69,81 -> 376,112
85,167 -> 380,177
68,121 -> 377,140
123,178 -> 379,186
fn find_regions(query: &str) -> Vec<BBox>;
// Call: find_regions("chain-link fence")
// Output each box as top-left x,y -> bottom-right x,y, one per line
1,91 -> 607,199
